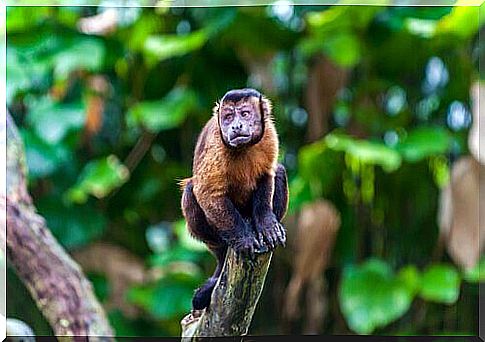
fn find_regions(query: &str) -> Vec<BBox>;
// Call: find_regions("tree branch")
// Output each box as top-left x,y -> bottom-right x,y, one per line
181,248 -> 273,339
3,112 -> 114,339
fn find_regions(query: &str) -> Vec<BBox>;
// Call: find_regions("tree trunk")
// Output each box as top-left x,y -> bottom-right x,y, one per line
2,112 -> 114,340
181,248 -> 272,339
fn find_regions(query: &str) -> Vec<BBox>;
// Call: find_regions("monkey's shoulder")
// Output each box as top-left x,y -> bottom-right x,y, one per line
193,116 -> 220,169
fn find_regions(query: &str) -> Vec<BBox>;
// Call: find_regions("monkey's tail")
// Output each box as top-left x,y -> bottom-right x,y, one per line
177,177 -> 192,191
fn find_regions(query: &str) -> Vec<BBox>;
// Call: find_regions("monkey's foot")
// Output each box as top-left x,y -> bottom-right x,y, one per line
255,214 -> 286,250
232,235 -> 262,260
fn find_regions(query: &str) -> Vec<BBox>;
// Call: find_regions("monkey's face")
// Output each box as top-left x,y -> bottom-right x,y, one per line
219,96 -> 264,149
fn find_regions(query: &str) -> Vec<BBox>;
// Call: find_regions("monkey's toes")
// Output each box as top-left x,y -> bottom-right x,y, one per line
276,222 -> 286,247
260,220 -> 286,251
233,236 -> 260,260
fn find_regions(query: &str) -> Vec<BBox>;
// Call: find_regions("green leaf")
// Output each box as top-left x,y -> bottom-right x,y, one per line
297,139 -> 342,196
324,33 -> 361,68
301,5 -> 383,65
20,129 -> 71,179
404,18 -> 437,38
127,86 -> 198,133
143,30 -> 209,66
174,220 -> 207,252
463,258 -> 485,283
66,155 -> 130,203
9,30 -> 105,82
288,175 -> 313,215
26,97 -> 86,144
397,265 -> 421,296
7,48 -> 38,103
87,272 -> 110,303
127,271 -> 202,320
419,264 -> 461,304
149,245 -> 206,268
339,259 -> 416,334
325,133 -> 402,172
142,8 -> 235,66
50,37 -> 105,80
6,7 -> 50,33
435,6 -> 481,39
395,127 -> 451,163
36,198 -> 107,249
220,10 -> 297,56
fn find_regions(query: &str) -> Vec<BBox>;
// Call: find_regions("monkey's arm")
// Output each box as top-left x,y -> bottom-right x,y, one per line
273,163 -> 289,221
252,166 -> 287,249
198,193 -> 261,258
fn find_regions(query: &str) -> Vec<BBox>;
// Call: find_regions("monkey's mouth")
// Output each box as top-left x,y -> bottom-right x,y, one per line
228,134 -> 252,147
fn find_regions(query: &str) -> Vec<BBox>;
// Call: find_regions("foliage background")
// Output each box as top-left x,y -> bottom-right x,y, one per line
6,2 -> 484,336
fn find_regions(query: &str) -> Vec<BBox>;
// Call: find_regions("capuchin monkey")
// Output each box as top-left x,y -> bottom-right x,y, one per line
180,88 -> 289,310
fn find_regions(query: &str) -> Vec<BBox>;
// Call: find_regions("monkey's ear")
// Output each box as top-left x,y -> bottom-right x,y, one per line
260,96 -> 272,118
212,101 -> 220,116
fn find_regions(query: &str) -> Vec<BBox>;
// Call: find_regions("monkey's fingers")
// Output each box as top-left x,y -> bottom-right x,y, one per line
250,236 -> 263,259
270,228 -> 280,249
233,237 -> 259,261
257,231 -> 265,247
253,235 -> 264,251
276,223 -> 287,247
261,229 -> 275,250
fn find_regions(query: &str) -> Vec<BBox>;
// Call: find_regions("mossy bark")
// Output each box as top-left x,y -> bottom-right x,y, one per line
3,113 -> 114,340
181,248 -> 272,339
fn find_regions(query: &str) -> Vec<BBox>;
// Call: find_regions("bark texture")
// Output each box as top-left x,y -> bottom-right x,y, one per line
181,248 -> 272,339
3,113 -> 114,340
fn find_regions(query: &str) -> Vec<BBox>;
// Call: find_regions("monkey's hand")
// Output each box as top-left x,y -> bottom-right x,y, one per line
254,213 -> 286,250
221,219 -> 262,260
232,233 -> 262,261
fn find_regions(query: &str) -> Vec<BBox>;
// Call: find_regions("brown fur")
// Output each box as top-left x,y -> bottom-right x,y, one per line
181,96 -> 279,229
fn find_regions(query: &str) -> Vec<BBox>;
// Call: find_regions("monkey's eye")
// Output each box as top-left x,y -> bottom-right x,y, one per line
240,110 -> 250,117
224,113 -> 233,121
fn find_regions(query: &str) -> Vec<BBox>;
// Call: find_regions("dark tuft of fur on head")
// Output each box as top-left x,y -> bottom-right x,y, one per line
221,88 -> 262,103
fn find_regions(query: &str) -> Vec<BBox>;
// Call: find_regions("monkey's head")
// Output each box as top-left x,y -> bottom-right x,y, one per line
217,88 -> 271,149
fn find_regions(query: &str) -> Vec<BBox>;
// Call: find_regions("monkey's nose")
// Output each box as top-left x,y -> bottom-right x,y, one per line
232,122 -> 243,131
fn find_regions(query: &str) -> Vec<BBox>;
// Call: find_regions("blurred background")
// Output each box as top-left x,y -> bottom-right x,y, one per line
6,2 -> 485,337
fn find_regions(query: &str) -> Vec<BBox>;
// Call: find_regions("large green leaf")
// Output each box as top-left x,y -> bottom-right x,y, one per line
6,47 -> 47,104
66,155 -> 130,204
395,127 -> 451,163
306,5 -> 381,31
142,8 -> 235,66
300,5 -> 384,66
127,87 -> 198,133
36,198 -> 107,249
87,272 -> 110,303
419,264 -> 461,304
219,10 -> 297,56
174,220 -> 207,252
325,133 -> 402,172
339,259 -> 417,334
26,97 -> 86,144
323,33 -> 361,68
143,30 -> 209,66
127,271 -> 202,320
50,37 -> 106,80
9,30 -> 105,82
288,175 -> 314,215
6,7 -> 51,33
463,258 -> 485,283
297,139 -> 342,196
20,129 -> 71,179
149,245 -> 206,268
299,31 -> 361,68
435,5 -> 482,39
